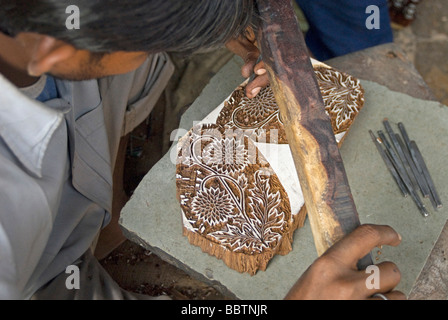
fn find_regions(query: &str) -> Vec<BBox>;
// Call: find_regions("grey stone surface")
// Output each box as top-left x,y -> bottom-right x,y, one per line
340,79 -> 448,295
120,56 -> 448,299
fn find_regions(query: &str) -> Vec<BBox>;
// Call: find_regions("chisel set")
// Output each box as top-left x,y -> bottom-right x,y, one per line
370,119 -> 442,217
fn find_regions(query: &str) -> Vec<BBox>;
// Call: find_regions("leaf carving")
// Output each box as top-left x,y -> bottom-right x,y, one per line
209,171 -> 286,253
314,66 -> 364,132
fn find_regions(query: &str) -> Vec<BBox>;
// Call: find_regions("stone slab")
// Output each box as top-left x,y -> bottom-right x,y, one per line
120,56 -> 448,299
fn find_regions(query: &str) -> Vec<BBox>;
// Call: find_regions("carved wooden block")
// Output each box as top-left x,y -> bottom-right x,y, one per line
176,124 -> 304,275
216,60 -> 365,145
175,60 -> 364,275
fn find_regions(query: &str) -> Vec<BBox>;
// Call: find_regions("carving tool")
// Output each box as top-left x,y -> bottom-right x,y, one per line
409,141 -> 443,210
377,130 -> 429,217
395,133 -> 430,198
369,130 -> 408,197
248,55 -> 263,83
377,130 -> 413,191
397,122 -> 431,198
256,0 -> 372,269
383,119 -> 419,191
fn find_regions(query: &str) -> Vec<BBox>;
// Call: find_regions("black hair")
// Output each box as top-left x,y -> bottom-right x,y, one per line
0,0 -> 257,54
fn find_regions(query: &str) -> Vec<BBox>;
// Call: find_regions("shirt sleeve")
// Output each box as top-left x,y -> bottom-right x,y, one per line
0,156 -> 52,299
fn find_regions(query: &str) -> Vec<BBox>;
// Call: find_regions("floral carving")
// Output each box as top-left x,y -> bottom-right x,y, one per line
202,137 -> 249,174
216,63 -> 364,141
216,85 -> 285,144
191,187 -> 234,228
176,124 -> 291,258
233,86 -> 280,129
176,61 -> 363,274
314,66 -> 364,133
209,171 -> 286,253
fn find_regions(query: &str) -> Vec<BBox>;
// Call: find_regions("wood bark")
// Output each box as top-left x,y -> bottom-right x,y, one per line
256,0 -> 372,268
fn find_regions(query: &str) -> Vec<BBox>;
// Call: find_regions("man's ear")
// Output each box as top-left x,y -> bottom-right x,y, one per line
26,35 -> 76,76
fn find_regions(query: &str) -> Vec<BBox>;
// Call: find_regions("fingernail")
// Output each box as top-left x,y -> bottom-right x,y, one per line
27,62 -> 40,77
251,87 -> 261,96
256,68 -> 266,75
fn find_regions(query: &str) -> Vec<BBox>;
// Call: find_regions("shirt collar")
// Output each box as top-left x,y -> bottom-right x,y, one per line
0,73 -> 66,178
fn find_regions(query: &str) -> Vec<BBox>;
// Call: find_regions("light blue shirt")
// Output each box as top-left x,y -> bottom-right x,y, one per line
0,52 -> 173,299
0,74 -> 110,299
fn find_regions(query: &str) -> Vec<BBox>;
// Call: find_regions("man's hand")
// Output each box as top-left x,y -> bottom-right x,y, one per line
225,32 -> 269,99
285,224 -> 406,300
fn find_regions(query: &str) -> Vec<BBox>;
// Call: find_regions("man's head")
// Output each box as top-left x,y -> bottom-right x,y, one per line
0,0 -> 256,80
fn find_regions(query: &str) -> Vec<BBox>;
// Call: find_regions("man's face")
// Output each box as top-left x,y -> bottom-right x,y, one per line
12,32 -> 150,81
47,50 -> 149,81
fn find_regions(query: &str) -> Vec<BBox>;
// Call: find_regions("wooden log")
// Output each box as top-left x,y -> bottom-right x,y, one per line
256,0 -> 372,268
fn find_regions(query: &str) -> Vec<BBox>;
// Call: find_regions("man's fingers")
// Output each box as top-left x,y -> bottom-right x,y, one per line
225,34 -> 271,97
253,60 -> 266,76
374,261 -> 401,293
324,224 -> 402,268
225,37 -> 259,78
228,39 -> 259,78
245,75 -> 269,98
241,55 -> 258,78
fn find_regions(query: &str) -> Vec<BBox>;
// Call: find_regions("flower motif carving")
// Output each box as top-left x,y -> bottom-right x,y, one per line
191,187 -> 235,228
202,138 -> 249,174
314,66 -> 364,133
216,63 -> 364,142
234,86 -> 279,128
176,124 -> 291,256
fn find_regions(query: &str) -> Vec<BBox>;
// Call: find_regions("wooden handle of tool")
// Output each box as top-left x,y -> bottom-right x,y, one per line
256,0 -> 371,267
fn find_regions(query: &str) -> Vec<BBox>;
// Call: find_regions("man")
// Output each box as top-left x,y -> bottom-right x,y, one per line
0,0 -> 404,300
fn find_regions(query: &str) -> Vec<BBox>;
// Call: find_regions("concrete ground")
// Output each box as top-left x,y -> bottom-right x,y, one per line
392,0 -> 448,105
100,1 -> 448,300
